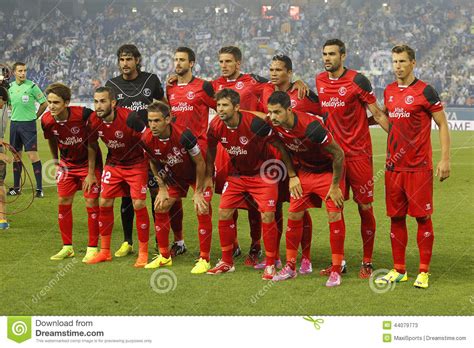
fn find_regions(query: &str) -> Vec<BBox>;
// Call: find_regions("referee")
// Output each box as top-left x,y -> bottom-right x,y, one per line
7,62 -> 47,197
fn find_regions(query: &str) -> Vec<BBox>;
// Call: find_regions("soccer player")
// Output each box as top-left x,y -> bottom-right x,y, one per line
267,91 -> 346,287
375,45 -> 450,289
0,86 -> 11,229
105,44 -> 169,258
259,54 -> 322,273
165,47 -> 217,257
7,62 -> 47,198
41,83 -> 101,262
212,46 -> 308,266
205,89 -> 298,280
316,39 -> 389,278
140,101 -> 212,273
84,87 -> 150,268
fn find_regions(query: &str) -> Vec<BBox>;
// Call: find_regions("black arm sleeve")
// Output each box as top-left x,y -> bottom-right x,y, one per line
126,111 -> 146,132
250,116 -> 272,137
250,73 -> 269,83
180,129 -> 198,150
305,120 -> 328,143
152,74 -> 165,100
307,89 -> 319,103
354,73 -> 373,92
82,107 -> 94,122
423,85 -> 441,105
203,81 -> 215,98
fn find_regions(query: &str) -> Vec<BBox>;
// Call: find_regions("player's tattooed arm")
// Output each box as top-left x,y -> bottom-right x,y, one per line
367,102 -> 390,132
323,141 -> 345,208
83,142 -> 99,192
432,110 -> 451,182
47,138 -> 59,166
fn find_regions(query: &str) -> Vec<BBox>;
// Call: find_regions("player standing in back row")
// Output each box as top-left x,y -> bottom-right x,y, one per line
316,39 -> 389,278
375,45 -> 450,289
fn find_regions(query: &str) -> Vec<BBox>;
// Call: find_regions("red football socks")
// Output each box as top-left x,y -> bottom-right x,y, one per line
262,221 -> 277,266
170,200 -> 183,241
248,206 -> 262,249
86,206 -> 100,247
155,212 -> 171,258
286,219 -> 303,270
329,218 -> 345,274
390,217 -> 407,274
197,213 -> 213,261
301,211 -> 313,261
416,217 -> 434,273
219,219 -> 236,264
359,206 -> 376,263
58,204 -> 73,245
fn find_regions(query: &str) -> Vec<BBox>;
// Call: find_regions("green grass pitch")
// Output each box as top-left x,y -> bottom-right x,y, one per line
0,128 -> 472,316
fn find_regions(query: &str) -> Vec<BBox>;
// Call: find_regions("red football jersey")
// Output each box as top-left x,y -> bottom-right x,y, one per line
261,83 -> 322,115
384,78 -> 443,171
316,69 -> 376,160
42,106 -> 102,169
212,73 -> 268,111
141,124 -> 201,185
88,107 -> 146,166
271,110 -> 334,173
207,111 -> 273,176
166,77 -> 216,140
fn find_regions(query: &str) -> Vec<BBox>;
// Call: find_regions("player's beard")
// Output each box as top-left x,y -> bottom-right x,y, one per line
325,61 -> 340,73
97,106 -> 112,119
175,67 -> 189,76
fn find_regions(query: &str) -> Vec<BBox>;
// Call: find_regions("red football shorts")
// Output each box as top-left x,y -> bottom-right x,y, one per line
100,161 -> 148,200
57,166 -> 101,199
289,170 -> 345,213
219,175 -> 278,212
385,170 -> 433,217
344,157 -> 374,204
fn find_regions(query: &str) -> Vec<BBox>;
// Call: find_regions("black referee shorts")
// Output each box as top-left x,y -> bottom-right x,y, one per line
10,120 -> 38,152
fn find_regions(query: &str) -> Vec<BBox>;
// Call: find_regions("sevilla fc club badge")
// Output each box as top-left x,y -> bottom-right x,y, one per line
338,86 -> 347,96
239,136 -> 249,145
405,95 -> 414,104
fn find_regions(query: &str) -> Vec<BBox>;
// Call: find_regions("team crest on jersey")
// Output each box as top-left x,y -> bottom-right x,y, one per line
115,130 -> 124,139
338,86 -> 347,96
235,81 -> 244,90
70,127 -> 80,135
186,91 -> 195,100
291,99 -> 297,108
405,95 -> 414,104
143,88 -> 152,97
239,136 -> 249,145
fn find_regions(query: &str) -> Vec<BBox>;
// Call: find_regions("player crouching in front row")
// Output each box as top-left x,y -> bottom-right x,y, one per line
140,101 -> 213,274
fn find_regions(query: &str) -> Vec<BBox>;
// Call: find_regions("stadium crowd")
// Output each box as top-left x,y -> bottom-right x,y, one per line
1,0 -> 473,105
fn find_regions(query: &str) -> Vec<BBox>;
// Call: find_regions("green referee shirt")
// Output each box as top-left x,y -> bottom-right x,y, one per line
8,80 -> 46,121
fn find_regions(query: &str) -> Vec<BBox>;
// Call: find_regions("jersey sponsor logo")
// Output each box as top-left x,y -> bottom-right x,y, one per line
58,136 -> 83,146
163,150 -> 184,167
235,81 -> 244,90
70,126 -> 80,135
125,101 -> 148,112
21,95 -> 30,103
388,107 -> 411,119
321,97 -> 345,108
338,86 -> 347,96
143,88 -> 152,97
186,91 -> 195,100
291,99 -> 297,108
173,146 -> 181,156
239,136 -> 249,145
171,102 -> 194,112
405,95 -> 414,105
106,140 -> 126,149
115,130 -> 124,139
226,146 -> 247,156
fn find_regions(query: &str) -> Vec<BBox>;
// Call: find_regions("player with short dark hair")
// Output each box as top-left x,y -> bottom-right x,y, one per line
106,44 -> 167,259
316,39 -> 389,278
205,89 -> 298,280
41,83 -> 102,262
267,91 -> 346,287
84,87 -> 150,268
140,101 -> 213,273
7,62 -> 48,198
375,44 -> 450,289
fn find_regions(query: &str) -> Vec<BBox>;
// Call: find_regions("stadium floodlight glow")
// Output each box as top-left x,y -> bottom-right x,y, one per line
131,7 -> 137,13
383,3 -> 388,7
173,7 -> 184,13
